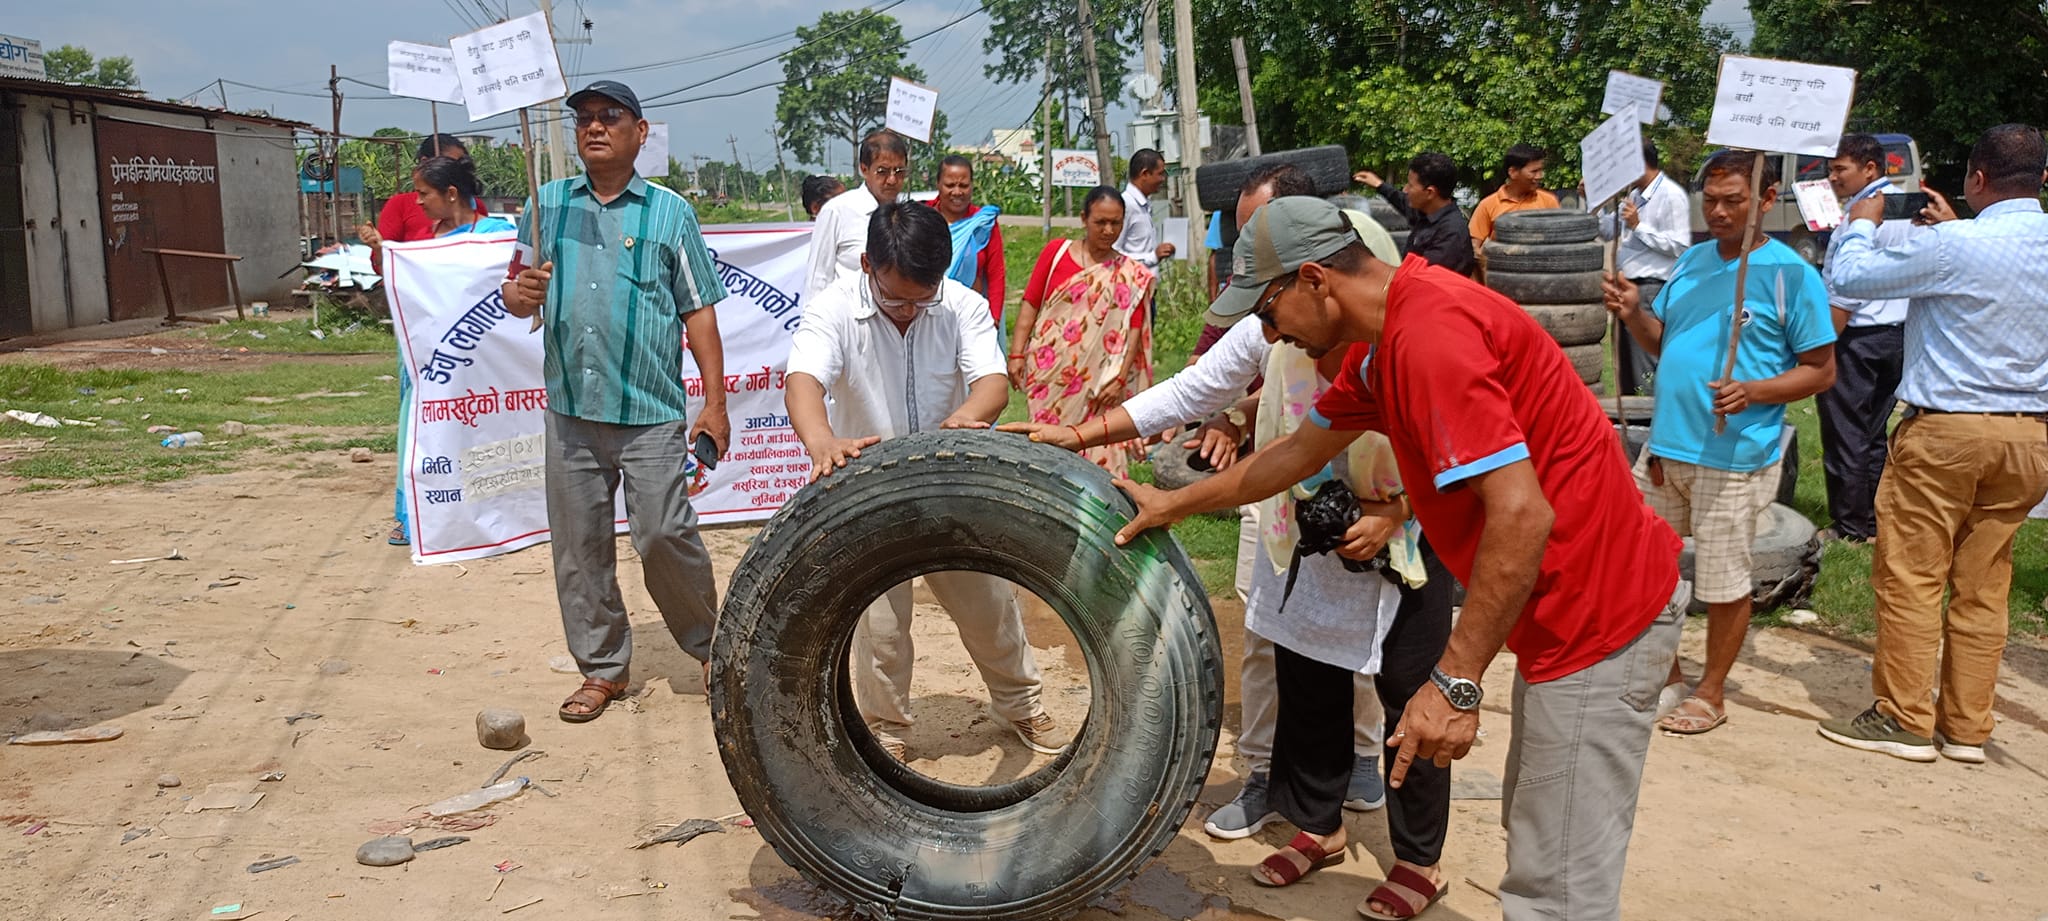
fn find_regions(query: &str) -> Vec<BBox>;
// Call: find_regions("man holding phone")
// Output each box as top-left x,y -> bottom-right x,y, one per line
1817,134 -> 1913,545
501,80 -> 732,724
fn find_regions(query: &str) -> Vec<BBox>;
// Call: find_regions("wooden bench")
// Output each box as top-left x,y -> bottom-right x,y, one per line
142,248 -> 246,325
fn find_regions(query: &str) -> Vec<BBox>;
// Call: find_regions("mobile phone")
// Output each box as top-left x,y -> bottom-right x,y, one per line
692,432 -> 719,471
1882,191 -> 1931,221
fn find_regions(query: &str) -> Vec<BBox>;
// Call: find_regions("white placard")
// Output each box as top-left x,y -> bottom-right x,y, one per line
1602,71 -> 1664,124
1705,54 -> 1857,158
0,33 -> 45,81
884,76 -> 938,143
635,123 -> 670,179
1790,179 -> 1843,231
1049,149 -> 1102,188
1580,106 -> 1647,212
388,40 -> 464,105
386,223 -> 818,564
451,11 -> 567,121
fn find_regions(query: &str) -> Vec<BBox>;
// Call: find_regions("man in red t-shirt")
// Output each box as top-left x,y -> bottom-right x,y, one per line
1117,197 -> 1686,921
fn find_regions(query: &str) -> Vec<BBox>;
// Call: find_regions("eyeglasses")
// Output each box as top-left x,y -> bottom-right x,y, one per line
866,274 -> 942,312
573,107 -> 630,128
868,167 -> 910,180
1250,274 -> 1300,328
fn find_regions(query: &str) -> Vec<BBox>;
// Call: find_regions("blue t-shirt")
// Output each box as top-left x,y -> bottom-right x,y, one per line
1647,238 -> 1834,472
1205,211 -> 1223,249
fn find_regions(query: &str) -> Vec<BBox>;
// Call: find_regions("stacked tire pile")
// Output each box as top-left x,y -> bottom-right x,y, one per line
1483,209 -> 1607,391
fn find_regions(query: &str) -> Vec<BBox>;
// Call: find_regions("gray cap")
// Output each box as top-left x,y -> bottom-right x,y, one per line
566,80 -> 642,119
1205,196 -> 1363,325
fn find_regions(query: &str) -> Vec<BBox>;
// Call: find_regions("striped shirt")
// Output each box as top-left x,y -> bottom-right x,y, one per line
512,174 -> 727,426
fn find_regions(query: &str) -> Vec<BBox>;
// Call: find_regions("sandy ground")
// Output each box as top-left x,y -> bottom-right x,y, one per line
3,456 -> 2047,921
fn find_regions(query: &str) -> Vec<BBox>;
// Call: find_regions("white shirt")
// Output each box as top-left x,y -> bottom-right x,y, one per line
784,274 -> 1005,439
803,184 -> 879,301
1119,314 -> 1398,675
1113,182 -> 1158,267
1599,171 -> 1689,281
1821,178 -> 1911,327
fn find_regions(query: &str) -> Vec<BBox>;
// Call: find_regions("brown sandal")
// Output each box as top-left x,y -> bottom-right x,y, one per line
1252,831 -> 1345,887
559,676 -> 628,723
1358,861 -> 1445,919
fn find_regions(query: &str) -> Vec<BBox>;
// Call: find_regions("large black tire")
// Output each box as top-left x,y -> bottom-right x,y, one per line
1195,146 -> 1352,211
1678,503 -> 1822,612
1524,302 -> 1609,346
1482,240 -> 1604,274
712,431 -> 1223,921
1491,209 -> 1600,245
1489,270 -> 1605,305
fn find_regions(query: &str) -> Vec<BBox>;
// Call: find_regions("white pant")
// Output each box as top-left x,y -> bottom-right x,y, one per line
851,572 -> 1046,745
1236,626 -> 1384,774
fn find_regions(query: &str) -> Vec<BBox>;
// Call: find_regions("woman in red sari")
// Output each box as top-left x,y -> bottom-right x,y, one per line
1010,185 -> 1156,477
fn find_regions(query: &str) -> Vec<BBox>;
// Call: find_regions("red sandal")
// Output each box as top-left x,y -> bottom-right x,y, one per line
559,676 -> 628,723
1358,861 -> 1445,919
1251,831 -> 1345,887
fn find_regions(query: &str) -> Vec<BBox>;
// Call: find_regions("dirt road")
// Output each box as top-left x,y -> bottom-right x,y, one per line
3,457 -> 2045,920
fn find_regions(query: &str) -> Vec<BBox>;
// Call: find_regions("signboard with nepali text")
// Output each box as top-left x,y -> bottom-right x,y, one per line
0,33 -> 44,80
1706,54 -> 1857,158
451,11 -> 567,121
388,40 -> 465,105
1050,149 -> 1103,188
884,76 -> 939,143
1579,106 -> 1646,212
384,224 -> 815,565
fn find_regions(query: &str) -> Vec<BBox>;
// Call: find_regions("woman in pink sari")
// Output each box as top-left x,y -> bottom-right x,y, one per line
1010,185 -> 1157,477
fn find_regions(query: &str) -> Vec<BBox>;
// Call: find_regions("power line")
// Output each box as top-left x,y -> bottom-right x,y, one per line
640,1 -> 989,108
570,0 -> 907,81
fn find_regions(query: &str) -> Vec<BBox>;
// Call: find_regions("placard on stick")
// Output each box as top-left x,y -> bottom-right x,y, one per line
884,76 -> 939,143
634,123 -> 670,181
1580,105 -> 1647,213
451,11 -> 567,121
388,41 -> 464,105
1705,54 -> 1856,158
1602,71 -> 1664,125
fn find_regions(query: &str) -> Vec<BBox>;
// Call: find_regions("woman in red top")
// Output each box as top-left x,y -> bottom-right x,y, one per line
927,155 -> 1006,321
1010,185 -> 1156,477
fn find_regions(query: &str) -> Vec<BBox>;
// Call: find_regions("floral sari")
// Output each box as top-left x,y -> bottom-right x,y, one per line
1024,240 -> 1155,476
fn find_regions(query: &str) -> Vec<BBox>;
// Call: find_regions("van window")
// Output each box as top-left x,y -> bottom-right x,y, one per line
1795,155 -> 1828,182
1882,142 -> 1912,177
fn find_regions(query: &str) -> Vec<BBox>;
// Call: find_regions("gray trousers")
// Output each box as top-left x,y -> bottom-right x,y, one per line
544,410 -> 719,682
852,572 -> 1046,747
1498,580 -> 1687,921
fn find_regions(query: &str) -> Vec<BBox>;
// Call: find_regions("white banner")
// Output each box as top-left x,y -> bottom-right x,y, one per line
1706,54 -> 1857,158
452,11 -> 567,121
1580,106 -> 1646,212
385,224 -> 815,564
388,40 -> 464,105
1050,149 -> 1102,188
885,76 -> 939,143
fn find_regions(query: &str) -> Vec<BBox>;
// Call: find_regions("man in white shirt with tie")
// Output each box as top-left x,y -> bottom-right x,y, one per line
1114,148 -> 1175,268
1817,133 -> 1911,545
1598,138 -> 1690,395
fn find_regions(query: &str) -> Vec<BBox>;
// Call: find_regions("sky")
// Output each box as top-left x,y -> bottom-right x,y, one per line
12,0 -> 1753,173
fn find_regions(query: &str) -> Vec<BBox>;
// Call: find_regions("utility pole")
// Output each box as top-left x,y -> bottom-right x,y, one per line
536,0 -> 588,184
1076,0 -> 1114,177
327,64 -> 342,246
1041,33 -> 1055,236
1141,0 -> 1164,110
689,153 -> 712,194
727,134 -> 746,204
767,127 -> 793,220
1172,0 -> 1203,257
1231,37 -> 1262,156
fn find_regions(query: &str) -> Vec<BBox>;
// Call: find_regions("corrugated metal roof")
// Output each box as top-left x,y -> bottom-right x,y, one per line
0,75 -> 313,130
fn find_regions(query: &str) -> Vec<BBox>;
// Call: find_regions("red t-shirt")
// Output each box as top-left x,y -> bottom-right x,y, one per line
924,201 -> 1007,323
1311,256 -> 1681,682
372,193 -> 489,273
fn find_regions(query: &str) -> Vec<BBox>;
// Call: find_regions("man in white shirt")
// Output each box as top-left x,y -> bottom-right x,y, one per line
1598,138 -> 1690,395
1816,133 -> 1911,545
1114,148 -> 1175,268
785,202 -> 1069,762
803,131 -> 909,300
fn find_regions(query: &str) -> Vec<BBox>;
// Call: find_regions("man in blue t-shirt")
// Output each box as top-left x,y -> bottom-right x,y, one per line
1602,149 -> 1837,736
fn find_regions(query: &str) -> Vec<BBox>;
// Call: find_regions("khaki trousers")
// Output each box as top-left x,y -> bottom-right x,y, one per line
851,572 -> 1046,746
1872,412 -> 2048,743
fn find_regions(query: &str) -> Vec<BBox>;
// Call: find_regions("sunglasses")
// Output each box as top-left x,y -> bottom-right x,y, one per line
573,106 -> 631,128
1250,273 -> 1300,328
868,167 -> 911,180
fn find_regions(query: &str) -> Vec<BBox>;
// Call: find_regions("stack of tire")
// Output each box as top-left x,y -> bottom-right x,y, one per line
1483,209 -> 1608,392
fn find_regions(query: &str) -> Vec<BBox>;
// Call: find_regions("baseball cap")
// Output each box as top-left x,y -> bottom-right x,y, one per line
566,80 -> 642,119
1205,196 -> 1363,325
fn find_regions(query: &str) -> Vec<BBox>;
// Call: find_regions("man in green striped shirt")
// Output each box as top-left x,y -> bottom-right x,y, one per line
502,80 -> 730,724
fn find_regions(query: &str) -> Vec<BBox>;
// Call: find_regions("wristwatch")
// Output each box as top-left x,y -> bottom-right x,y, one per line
1430,667 -> 1484,711
1221,406 -> 1248,429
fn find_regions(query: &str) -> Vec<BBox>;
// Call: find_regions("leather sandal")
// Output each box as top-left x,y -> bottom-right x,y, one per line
559,676 -> 628,723
1252,831 -> 1345,887
1359,861 -> 1445,919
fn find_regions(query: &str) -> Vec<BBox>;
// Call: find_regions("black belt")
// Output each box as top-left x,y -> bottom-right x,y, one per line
1907,405 -> 2048,421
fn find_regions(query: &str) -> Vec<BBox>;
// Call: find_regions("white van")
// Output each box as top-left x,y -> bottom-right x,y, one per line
1688,133 -> 1924,264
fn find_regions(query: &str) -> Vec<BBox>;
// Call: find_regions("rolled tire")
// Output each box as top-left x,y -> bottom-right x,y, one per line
1524,302 -> 1609,346
1482,240 -> 1604,274
1487,270 -> 1606,305
1678,503 -> 1821,612
711,431 -> 1224,921
1147,441 -> 1239,520
1491,208 -> 1601,245
1562,342 -> 1603,385
1195,145 -> 1352,211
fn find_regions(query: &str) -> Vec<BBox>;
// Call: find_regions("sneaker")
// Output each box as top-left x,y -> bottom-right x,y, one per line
1202,772 -> 1279,840
1934,732 -> 1987,764
1009,713 -> 1072,755
1817,706 -> 1937,762
1343,753 -> 1387,811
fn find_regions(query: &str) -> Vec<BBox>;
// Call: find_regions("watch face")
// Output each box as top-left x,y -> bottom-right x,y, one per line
1445,680 -> 1483,710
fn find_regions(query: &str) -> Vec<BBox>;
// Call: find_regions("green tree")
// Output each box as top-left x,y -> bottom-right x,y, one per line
336,128 -> 412,203
1751,0 -> 2048,187
980,0 -> 1139,146
43,44 -> 141,88
775,10 -> 947,169
468,139 -> 532,201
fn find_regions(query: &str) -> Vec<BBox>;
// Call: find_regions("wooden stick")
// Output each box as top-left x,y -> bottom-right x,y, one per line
1714,152 -> 1767,435
500,896 -> 543,914
517,107 -> 546,333
1606,195 -> 1628,449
